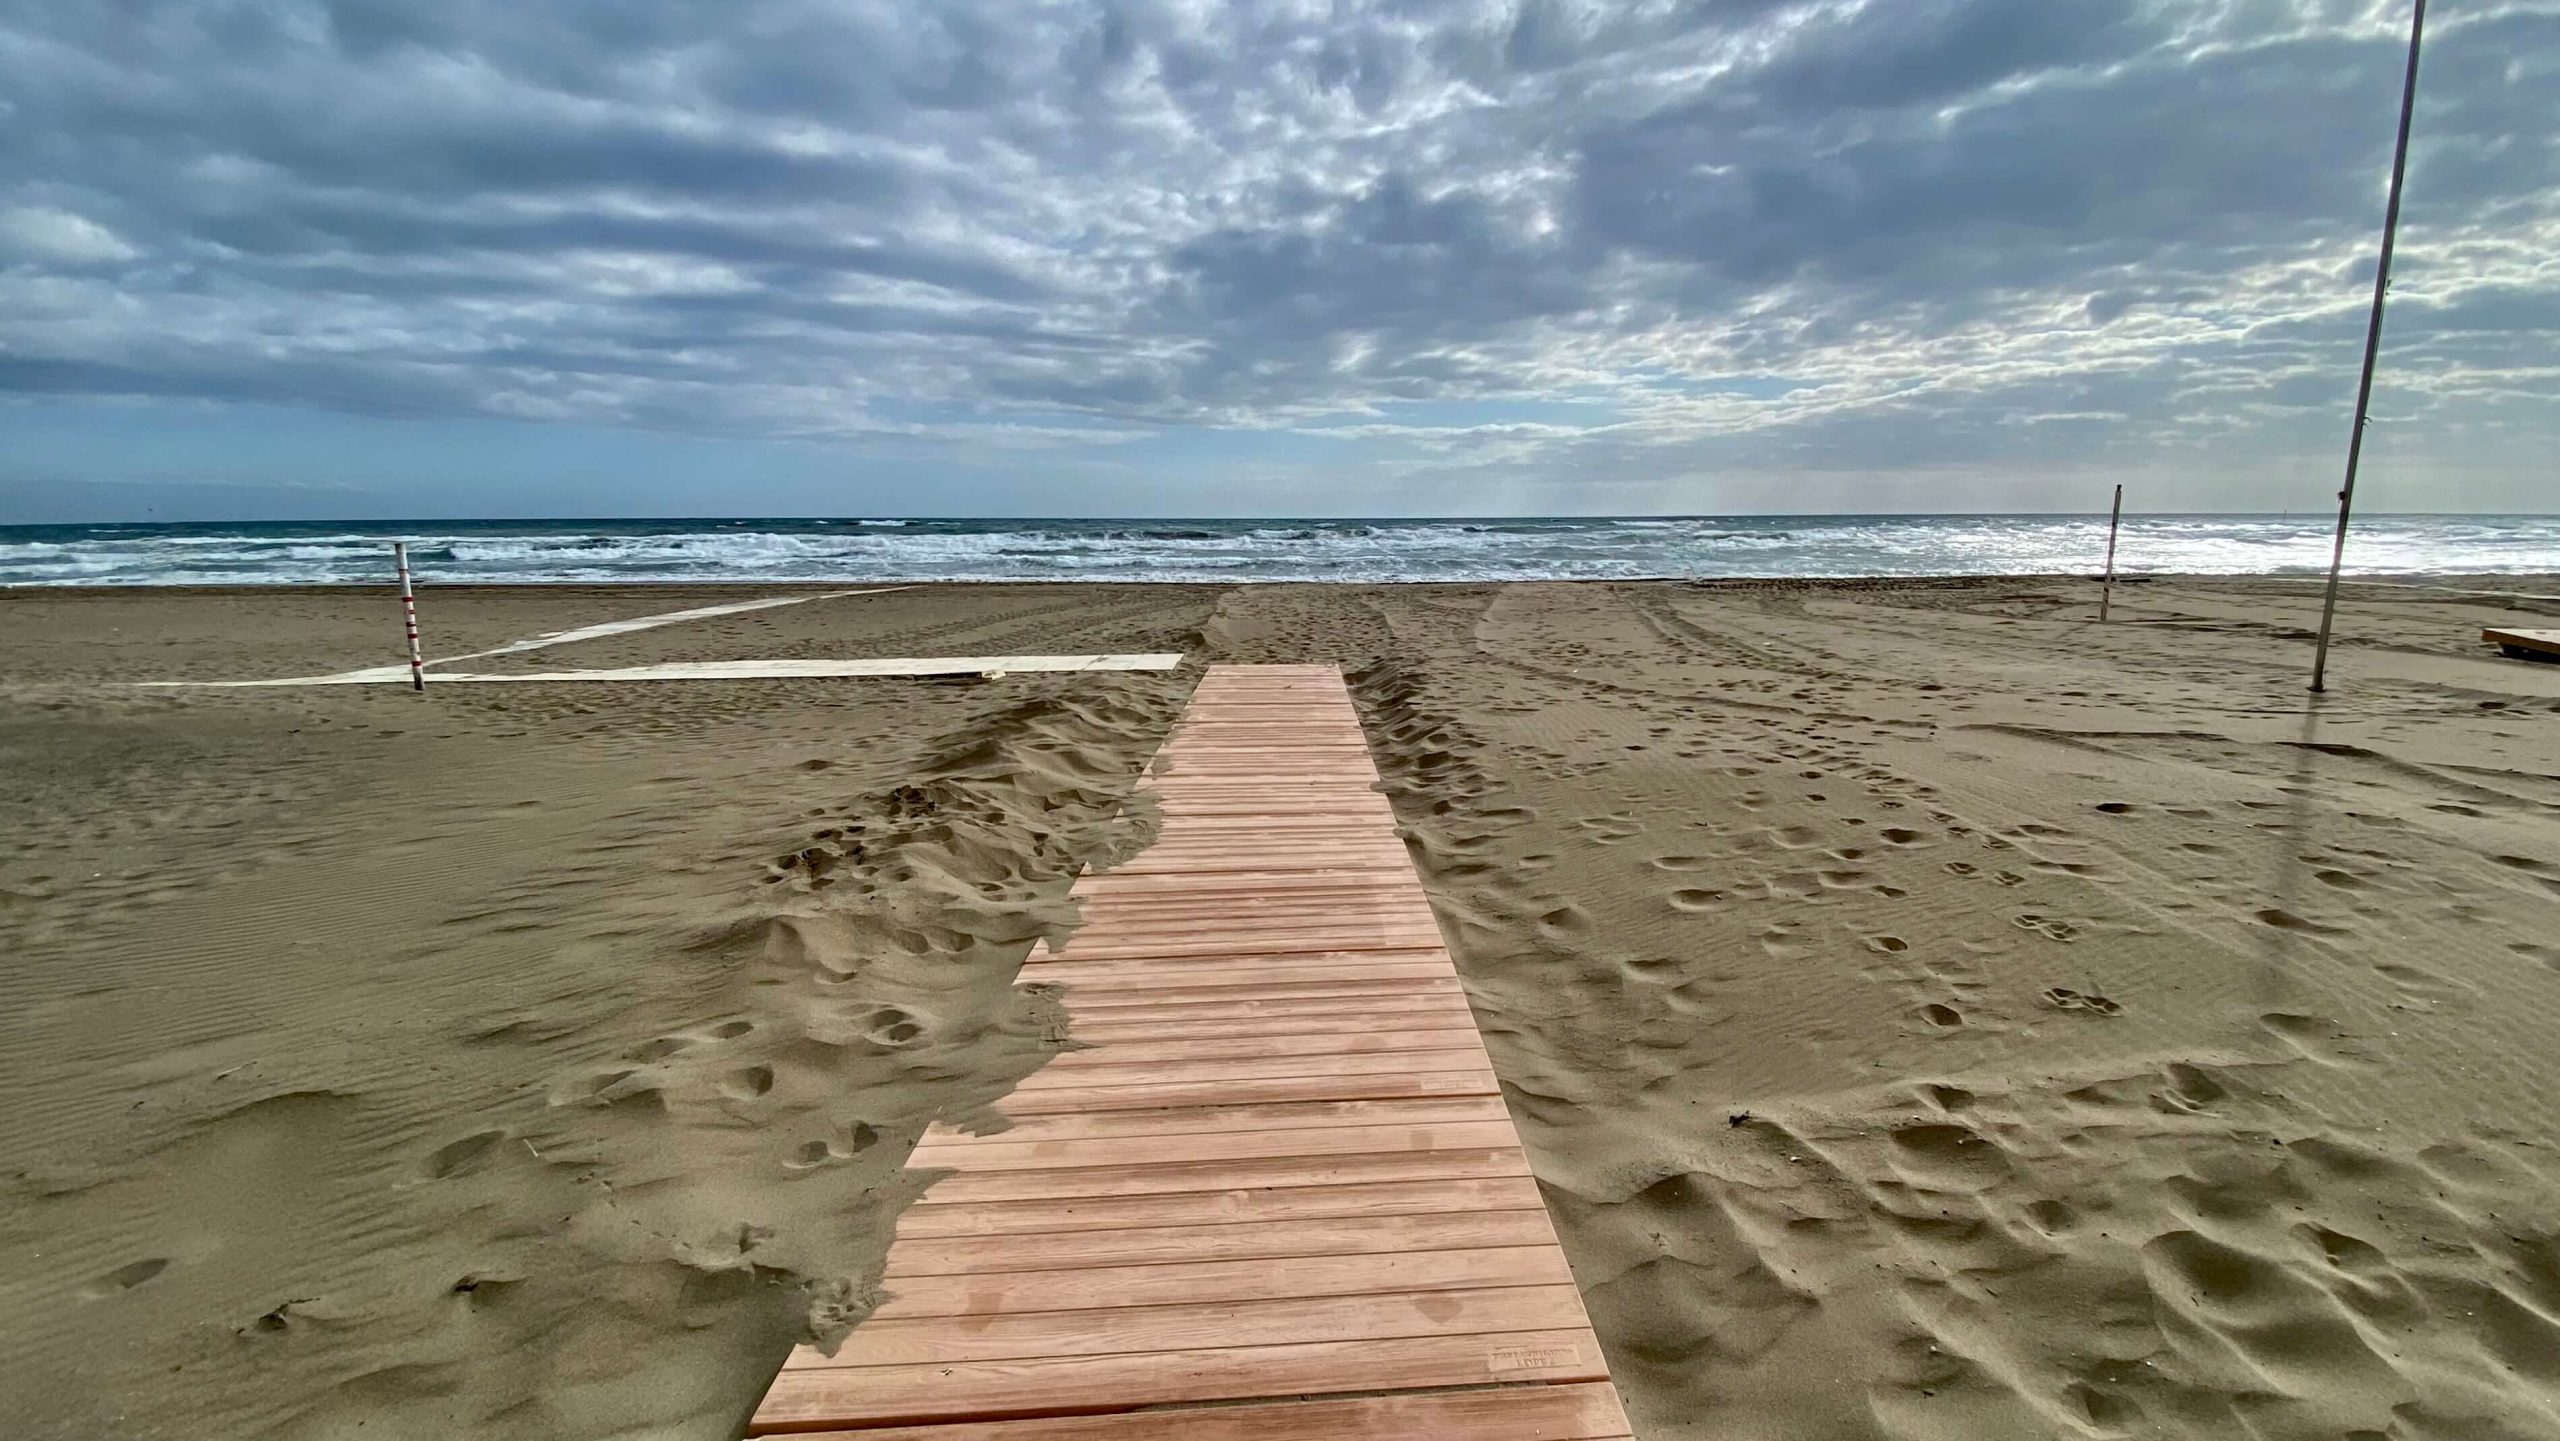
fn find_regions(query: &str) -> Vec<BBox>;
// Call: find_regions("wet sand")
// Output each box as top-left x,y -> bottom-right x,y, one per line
4,577 -> 2559,1440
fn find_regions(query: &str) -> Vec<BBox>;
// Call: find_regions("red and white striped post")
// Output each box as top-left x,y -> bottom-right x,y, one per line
394,541 -> 425,692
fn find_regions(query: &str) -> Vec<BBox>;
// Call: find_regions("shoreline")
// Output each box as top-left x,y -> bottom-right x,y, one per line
9,568 -> 2560,592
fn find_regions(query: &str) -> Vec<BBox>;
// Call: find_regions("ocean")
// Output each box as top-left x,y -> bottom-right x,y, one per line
2,515 -> 2555,587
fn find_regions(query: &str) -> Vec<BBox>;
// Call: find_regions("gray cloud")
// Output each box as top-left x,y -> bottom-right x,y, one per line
1,0 -> 2554,506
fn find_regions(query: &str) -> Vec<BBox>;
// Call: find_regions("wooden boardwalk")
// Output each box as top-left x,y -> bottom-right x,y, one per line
2486,626 -> 2560,662
751,665 -> 1629,1438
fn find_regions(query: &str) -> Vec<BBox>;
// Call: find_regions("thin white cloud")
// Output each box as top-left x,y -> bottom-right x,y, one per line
0,206 -> 137,264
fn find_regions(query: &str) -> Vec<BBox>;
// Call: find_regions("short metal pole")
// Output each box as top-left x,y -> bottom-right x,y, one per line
2100,484 -> 2123,622
394,541 -> 425,692
2311,0 -> 2429,693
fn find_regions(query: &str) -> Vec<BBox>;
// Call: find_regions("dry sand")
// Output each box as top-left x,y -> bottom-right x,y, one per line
4,577 -> 2560,1440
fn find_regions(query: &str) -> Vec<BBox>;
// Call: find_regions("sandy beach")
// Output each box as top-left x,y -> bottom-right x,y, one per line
6,576 -> 2560,1441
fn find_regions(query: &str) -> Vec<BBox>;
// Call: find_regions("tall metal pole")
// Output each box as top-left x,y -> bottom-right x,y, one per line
2310,0 -> 2429,693
394,541 -> 425,692
2100,483 -> 2124,622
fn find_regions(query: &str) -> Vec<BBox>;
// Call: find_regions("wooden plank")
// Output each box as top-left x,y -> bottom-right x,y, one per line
907,1119 -> 1525,1174
1105,851 -> 1414,876
993,1067 -> 1501,1116
1069,895 -> 1436,924
916,1148 -> 1533,1205
1030,992 -> 1471,1021
1020,963 -> 1460,992
1020,1031 -> 1490,1068
1048,977 -> 1464,1008
1061,999 -> 1476,1031
883,1207 -> 1556,1277
787,1285 -> 1591,1368
772,1381 -> 1633,1440
924,1096 -> 1513,1146
1069,872 -> 1424,898
1003,1046 -> 1493,1091
750,666 -> 1621,1438
894,1175 -> 1547,1239
1141,797 -> 1390,811
874,1246 -> 1574,1319
1055,1000 -> 1474,1028
1061,1012 -> 1480,1044
2486,626 -> 2560,660
1105,852 -> 1413,875
1074,877 -> 1426,902
1040,927 -> 1447,960
756,1332 -> 1611,1431
1018,950 -> 1456,979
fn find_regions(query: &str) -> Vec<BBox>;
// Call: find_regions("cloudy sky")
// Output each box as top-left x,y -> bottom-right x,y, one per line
1,0 -> 2552,520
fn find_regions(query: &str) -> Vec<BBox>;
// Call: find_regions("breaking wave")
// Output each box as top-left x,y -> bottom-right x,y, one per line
2,515 -> 2553,586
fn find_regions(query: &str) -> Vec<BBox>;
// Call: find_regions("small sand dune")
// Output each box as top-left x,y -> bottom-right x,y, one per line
4,576 -> 2559,1440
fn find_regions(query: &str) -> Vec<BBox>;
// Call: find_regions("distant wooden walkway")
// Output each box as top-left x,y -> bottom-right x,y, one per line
752,665 -> 1630,1437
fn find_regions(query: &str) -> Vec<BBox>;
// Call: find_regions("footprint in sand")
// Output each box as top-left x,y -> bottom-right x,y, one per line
423,1129 -> 508,1179
2154,1063 -> 2227,1112
2258,1011 -> 2360,1066
82,1258 -> 170,1299
786,1139 -> 843,1171
2013,913 -> 2079,941
862,1006 -> 926,1047
2040,986 -> 2121,1016
1886,1122 -> 2012,1190
2255,908 -> 2349,936
564,1067 -> 664,1110
2023,1199 -> 2078,1235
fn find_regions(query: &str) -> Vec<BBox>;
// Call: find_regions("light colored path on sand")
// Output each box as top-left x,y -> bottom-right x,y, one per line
420,588 -> 914,668
183,586 -> 911,685
128,583 -> 1185,687
751,664 -> 1630,1438
140,654 -> 1186,687
134,586 -> 907,686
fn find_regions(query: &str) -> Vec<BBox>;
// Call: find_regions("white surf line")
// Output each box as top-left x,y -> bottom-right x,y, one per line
140,654 -> 1184,688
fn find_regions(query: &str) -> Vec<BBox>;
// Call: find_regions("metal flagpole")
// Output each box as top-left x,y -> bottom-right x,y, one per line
2310,0 -> 2429,693
394,541 -> 426,692
2101,484 -> 2123,622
